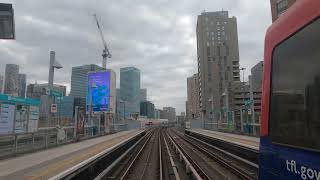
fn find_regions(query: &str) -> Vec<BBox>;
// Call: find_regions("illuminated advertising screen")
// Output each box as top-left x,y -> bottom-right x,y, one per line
87,71 -> 110,112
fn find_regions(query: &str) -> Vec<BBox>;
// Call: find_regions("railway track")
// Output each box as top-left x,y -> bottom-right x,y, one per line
95,129 -> 159,180
96,127 -> 201,180
120,128 -> 160,180
168,128 -> 258,180
161,128 -> 199,180
55,127 -> 258,180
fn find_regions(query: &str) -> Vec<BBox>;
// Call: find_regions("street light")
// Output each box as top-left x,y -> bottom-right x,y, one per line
208,97 -> 214,130
57,96 -> 63,126
88,79 -> 97,136
119,100 -> 126,130
48,51 -> 63,89
47,51 -> 63,128
240,67 -> 246,83
105,95 -> 115,133
240,67 -> 246,133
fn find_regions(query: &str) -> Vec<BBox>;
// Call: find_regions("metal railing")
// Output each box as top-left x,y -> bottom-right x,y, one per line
0,126 -> 117,160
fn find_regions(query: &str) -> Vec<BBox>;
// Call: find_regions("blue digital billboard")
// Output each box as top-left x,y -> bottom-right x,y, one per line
86,71 -> 110,112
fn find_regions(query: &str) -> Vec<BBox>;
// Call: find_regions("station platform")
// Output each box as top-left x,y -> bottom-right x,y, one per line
186,129 -> 260,151
0,130 -> 144,180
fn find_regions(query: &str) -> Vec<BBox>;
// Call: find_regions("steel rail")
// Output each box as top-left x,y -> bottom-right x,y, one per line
48,131 -> 145,180
93,131 -> 152,180
172,129 -> 257,180
164,130 -> 205,180
185,129 -> 259,163
139,129 -> 159,180
120,129 -> 155,180
186,133 -> 259,168
159,130 -> 163,180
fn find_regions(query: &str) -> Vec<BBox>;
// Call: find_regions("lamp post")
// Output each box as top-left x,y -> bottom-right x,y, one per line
47,51 -> 63,128
103,94 -> 115,132
208,97 -> 214,130
240,107 -> 244,132
119,100 -> 126,130
105,95 -> 114,133
240,67 -> 246,133
89,79 -> 97,136
57,96 -> 63,126
240,67 -> 246,83
202,110 -> 205,129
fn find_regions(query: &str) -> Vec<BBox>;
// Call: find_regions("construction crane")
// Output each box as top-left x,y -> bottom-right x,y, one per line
93,14 -> 111,69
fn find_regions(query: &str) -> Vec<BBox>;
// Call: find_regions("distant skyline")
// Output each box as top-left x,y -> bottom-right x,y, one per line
0,1 -> 271,113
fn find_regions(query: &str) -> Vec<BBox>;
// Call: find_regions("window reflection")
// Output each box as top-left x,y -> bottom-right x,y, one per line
270,18 -> 320,150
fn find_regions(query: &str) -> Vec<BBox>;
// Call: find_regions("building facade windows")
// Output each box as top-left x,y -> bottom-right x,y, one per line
196,11 -> 240,120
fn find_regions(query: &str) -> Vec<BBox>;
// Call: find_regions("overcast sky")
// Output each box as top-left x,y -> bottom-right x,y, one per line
0,0 -> 271,114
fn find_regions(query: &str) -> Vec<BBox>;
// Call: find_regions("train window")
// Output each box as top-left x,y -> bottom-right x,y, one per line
270,18 -> 320,151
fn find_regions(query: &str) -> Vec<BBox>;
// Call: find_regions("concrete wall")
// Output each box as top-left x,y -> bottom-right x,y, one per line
190,119 -> 205,129
127,120 -> 141,130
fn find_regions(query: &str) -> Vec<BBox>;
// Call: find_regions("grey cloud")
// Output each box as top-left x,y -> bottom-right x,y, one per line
0,0 -> 271,113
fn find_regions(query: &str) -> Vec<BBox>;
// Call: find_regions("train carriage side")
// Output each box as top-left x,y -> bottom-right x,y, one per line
260,0 -> 320,179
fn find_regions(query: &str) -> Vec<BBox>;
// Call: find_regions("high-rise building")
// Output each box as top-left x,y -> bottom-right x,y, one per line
0,74 -> 4,93
119,67 -> 141,117
140,101 -> 155,119
232,62 -> 263,111
232,61 -> 263,135
160,107 -> 176,122
140,88 -> 147,102
56,96 -> 75,119
196,11 -> 240,120
116,88 -> 121,117
186,74 -> 200,121
249,61 -> 263,125
270,0 -> 296,22
176,115 -> 185,126
233,82 -> 251,110
18,73 -> 26,98
116,88 -> 120,98
27,83 -> 67,99
29,83 -> 67,126
70,64 -> 104,99
154,109 -> 161,119
250,61 -> 263,89
4,64 -> 19,96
